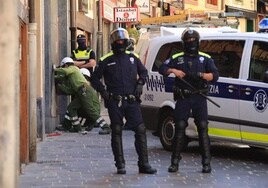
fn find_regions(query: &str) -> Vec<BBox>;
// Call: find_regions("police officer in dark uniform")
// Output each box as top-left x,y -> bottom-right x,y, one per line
126,37 -> 136,52
159,28 -> 219,173
91,28 -> 157,175
72,34 -> 96,74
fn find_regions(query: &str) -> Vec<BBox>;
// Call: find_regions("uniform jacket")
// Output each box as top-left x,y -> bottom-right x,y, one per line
159,52 -> 219,90
91,51 -> 148,95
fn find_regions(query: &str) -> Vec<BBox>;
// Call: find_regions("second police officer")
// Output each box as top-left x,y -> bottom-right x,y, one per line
159,28 -> 219,173
72,34 -> 96,74
91,28 -> 157,174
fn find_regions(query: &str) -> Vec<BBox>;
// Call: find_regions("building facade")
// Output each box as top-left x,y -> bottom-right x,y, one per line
1,0 -> 267,186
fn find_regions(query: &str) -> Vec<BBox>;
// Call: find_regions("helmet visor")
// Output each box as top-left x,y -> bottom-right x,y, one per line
110,29 -> 129,44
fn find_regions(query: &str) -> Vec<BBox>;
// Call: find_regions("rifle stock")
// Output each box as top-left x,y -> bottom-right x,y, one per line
178,77 -> 221,108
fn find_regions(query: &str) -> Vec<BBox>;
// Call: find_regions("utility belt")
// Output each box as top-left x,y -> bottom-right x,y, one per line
173,86 -> 207,101
110,93 -> 137,106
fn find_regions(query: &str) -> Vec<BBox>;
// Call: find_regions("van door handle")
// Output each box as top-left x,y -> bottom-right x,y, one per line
227,85 -> 238,93
241,87 -> 252,95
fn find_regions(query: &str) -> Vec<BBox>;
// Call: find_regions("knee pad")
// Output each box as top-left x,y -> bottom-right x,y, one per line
196,121 -> 208,132
134,124 -> 146,134
175,120 -> 187,131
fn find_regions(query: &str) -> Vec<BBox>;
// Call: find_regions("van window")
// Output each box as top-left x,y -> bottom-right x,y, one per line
200,40 -> 245,78
152,42 -> 183,71
249,41 -> 268,82
152,40 -> 245,79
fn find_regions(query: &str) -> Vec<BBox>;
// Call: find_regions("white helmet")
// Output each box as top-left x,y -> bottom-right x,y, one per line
60,57 -> 74,66
80,68 -> 91,78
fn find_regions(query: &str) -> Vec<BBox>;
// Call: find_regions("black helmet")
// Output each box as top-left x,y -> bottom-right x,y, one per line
76,34 -> 87,50
76,34 -> 86,42
181,28 -> 200,42
110,28 -> 129,53
181,28 -> 200,56
110,28 -> 129,44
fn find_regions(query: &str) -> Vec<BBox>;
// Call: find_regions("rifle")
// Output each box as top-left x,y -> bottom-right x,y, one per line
178,77 -> 221,108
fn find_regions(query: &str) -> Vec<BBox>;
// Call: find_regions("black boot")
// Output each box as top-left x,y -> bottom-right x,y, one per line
57,117 -> 72,131
202,164 -> 211,173
84,119 -> 95,131
69,125 -> 82,132
134,124 -> 157,174
138,162 -> 157,174
168,157 -> 179,173
116,163 -> 126,174
111,124 -> 126,174
168,120 -> 187,173
197,121 -> 212,173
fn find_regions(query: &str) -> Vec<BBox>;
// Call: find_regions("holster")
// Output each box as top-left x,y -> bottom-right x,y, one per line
173,86 -> 184,101
110,94 -> 138,104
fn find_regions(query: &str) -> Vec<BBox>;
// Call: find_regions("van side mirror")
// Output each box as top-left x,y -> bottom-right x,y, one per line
264,70 -> 268,83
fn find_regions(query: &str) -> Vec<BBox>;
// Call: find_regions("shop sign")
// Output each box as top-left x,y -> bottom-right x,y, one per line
114,7 -> 139,23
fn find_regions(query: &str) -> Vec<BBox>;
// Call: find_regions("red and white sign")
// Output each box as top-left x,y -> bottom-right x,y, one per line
114,7 -> 139,23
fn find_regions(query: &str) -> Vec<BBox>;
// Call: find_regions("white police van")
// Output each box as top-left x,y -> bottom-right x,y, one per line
137,20 -> 268,151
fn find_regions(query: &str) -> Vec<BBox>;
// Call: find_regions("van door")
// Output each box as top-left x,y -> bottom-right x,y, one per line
239,39 -> 268,147
200,38 -> 246,143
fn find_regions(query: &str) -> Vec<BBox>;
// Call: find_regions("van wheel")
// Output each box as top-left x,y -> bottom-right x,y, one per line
159,109 -> 175,151
159,109 -> 189,152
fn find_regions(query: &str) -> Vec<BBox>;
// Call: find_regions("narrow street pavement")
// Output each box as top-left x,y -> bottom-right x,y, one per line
19,108 -> 268,188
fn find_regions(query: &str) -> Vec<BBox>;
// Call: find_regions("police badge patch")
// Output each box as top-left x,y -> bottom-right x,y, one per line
130,57 -> 134,64
199,57 -> 204,63
253,89 -> 267,112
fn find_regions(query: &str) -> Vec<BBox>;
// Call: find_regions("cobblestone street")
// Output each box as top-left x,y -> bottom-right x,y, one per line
19,125 -> 268,188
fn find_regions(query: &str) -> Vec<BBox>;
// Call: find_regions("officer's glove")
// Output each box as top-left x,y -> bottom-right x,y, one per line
188,72 -> 204,80
197,72 -> 204,79
100,90 -> 110,108
100,90 -> 110,101
135,84 -> 143,98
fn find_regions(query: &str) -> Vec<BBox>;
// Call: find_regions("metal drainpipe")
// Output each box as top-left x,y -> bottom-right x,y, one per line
29,0 -> 37,162
70,0 -> 76,52
97,0 -> 103,61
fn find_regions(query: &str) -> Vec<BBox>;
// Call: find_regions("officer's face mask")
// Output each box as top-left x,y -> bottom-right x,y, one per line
183,37 -> 199,56
77,39 -> 87,50
112,39 -> 127,54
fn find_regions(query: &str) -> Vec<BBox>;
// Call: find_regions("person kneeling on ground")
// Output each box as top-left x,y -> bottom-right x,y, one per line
54,57 -> 111,134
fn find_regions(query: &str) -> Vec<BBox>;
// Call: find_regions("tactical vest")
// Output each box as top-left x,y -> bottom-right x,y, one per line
73,48 -> 92,61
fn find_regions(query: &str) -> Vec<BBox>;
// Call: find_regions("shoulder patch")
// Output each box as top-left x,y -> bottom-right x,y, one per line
126,50 -> 140,58
100,51 -> 114,61
199,51 -> 211,58
172,52 -> 184,59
